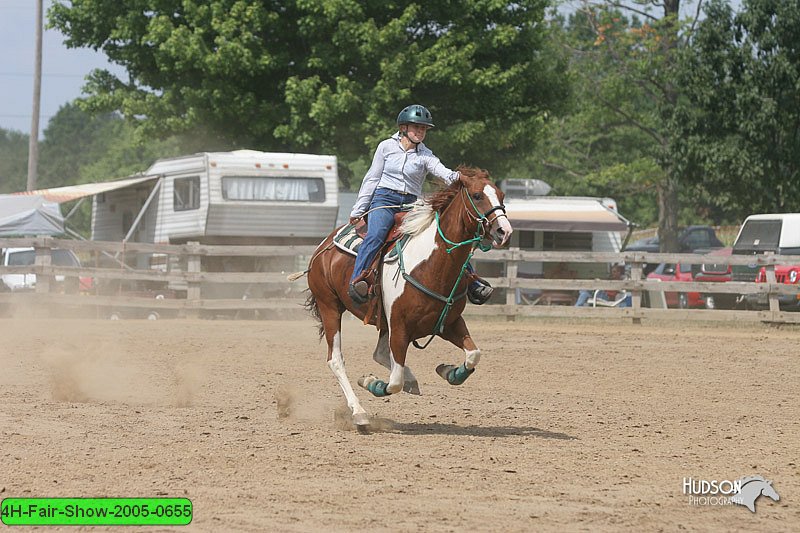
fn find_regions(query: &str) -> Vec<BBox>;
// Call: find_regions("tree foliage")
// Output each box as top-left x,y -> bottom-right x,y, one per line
672,0 -> 800,221
49,0 -> 569,181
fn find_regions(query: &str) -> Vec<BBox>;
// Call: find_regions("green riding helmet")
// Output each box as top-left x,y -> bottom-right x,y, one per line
396,104 -> 435,128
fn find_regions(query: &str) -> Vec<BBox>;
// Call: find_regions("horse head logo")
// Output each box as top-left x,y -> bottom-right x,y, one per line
730,476 -> 780,513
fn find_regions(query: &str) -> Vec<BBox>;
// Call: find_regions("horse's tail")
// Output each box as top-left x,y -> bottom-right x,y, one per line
304,292 -> 324,340
287,269 -> 308,281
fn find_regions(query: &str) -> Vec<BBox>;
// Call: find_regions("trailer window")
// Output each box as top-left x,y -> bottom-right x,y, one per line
221,176 -> 325,202
174,176 -> 201,211
543,232 -> 593,251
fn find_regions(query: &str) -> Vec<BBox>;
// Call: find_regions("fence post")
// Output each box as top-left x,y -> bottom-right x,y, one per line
186,241 -> 201,318
764,263 -> 779,321
34,235 -> 53,295
505,248 -> 519,321
629,257 -> 643,325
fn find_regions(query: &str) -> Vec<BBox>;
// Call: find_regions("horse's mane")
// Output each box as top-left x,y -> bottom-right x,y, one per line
399,165 -> 490,237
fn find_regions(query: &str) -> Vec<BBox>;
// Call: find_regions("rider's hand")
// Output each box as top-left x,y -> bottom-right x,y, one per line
349,216 -> 360,226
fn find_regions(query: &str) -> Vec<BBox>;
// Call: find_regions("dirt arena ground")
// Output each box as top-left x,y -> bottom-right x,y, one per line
1,316 -> 798,532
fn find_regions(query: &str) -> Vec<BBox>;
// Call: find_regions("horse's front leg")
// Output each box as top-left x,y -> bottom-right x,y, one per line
436,316 -> 480,385
359,328 -> 410,396
372,329 -> 421,395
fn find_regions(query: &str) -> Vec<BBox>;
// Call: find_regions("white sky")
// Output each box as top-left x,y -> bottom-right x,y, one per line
0,0 -> 125,138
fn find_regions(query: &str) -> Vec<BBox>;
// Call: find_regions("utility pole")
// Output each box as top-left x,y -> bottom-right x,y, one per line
27,0 -> 43,191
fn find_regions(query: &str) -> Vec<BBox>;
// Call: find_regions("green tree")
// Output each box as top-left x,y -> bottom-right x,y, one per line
538,1 -> 707,250
528,8 -> 663,227
0,129 -> 29,193
672,0 -> 800,221
49,0 -> 569,180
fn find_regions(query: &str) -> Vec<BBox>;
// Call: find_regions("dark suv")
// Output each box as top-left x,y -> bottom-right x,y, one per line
625,225 -> 724,254
625,225 -> 724,274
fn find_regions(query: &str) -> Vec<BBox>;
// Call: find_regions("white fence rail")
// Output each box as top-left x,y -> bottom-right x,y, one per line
2,236 -> 799,323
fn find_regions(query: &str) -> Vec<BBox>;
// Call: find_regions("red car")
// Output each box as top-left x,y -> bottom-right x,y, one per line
694,247 -> 736,309
646,262 -> 705,308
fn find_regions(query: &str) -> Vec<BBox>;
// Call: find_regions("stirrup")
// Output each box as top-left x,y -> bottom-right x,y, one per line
468,282 -> 493,305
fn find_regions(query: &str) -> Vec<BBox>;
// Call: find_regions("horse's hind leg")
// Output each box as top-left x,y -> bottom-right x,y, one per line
372,329 -> 421,395
319,301 -> 370,428
436,316 -> 480,385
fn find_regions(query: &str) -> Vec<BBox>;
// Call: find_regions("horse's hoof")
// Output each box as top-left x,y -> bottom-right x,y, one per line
353,412 -> 371,429
436,364 -> 456,381
357,374 -> 378,390
403,380 -> 422,395
436,363 -> 475,386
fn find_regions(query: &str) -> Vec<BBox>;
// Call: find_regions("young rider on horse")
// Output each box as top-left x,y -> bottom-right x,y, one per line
347,104 -> 494,306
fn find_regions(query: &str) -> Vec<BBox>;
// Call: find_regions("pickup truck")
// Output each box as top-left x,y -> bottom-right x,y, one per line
1,247 -> 83,293
731,214 -> 800,310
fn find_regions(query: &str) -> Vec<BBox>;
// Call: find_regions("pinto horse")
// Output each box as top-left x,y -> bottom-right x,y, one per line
302,166 -> 512,430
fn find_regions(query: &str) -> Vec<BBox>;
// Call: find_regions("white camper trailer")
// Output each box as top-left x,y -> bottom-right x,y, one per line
91,150 -> 339,246
86,150 -> 339,304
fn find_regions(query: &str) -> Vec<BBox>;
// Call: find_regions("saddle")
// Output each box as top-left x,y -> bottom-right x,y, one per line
332,212 -> 408,259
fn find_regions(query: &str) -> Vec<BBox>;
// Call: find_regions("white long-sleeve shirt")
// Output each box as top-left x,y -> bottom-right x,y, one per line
350,132 -> 460,217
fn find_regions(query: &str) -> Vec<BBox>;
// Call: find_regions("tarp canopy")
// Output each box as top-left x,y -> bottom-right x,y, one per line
504,197 -> 630,232
12,175 -> 159,203
0,195 -> 65,236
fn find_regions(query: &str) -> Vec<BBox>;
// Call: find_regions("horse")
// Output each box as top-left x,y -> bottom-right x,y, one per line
300,166 -> 512,431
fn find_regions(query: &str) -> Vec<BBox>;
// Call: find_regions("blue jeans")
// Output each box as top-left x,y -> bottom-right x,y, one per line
350,188 -> 417,283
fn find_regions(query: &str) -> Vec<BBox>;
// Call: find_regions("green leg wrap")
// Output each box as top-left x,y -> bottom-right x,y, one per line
448,363 -> 475,385
367,379 -> 391,397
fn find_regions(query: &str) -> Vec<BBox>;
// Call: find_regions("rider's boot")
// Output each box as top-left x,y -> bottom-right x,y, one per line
467,272 -> 494,305
348,270 -> 371,305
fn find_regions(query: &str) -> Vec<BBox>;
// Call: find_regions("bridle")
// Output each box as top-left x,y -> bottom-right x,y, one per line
460,184 -> 508,234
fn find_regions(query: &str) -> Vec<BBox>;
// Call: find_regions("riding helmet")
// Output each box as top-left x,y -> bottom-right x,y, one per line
396,104 -> 435,128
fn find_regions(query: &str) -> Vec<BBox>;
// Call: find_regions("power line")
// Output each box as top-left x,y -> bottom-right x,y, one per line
0,72 -> 91,78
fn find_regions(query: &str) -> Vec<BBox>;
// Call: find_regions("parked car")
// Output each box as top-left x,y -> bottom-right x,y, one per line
625,225 -> 724,254
646,262 -> 704,308
1,247 -> 84,293
694,247 -> 737,309
625,225 -> 724,274
731,213 -> 800,310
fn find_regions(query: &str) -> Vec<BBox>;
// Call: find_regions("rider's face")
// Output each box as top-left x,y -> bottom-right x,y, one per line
404,123 -> 429,143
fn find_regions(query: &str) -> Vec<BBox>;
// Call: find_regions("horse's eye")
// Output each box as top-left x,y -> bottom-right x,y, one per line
472,192 -> 483,201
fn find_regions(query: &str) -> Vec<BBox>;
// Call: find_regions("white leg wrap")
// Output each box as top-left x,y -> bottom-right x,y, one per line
464,348 -> 481,370
328,333 -> 367,417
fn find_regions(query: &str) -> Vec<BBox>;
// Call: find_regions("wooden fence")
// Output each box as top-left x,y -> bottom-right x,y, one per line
2,236 -> 800,323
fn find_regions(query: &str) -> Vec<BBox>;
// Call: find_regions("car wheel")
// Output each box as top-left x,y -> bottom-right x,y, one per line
705,295 -> 716,309
147,311 -> 160,321
678,293 -> 689,309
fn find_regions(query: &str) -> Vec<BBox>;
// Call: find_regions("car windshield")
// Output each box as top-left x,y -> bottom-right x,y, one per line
7,249 -> 80,267
7,250 -> 35,266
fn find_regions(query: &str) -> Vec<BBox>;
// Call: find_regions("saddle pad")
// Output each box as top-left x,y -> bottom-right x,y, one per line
332,224 -> 408,263
333,224 -> 363,257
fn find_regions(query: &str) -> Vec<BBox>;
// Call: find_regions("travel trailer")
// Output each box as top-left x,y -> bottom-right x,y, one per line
17,150 -> 339,305
90,150 -> 339,248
